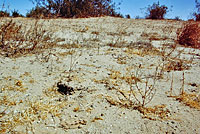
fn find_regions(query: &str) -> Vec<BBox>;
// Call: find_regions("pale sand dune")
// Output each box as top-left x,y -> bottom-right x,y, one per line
0,17 -> 200,133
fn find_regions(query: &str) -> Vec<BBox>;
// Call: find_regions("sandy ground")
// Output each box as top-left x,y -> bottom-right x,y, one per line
0,17 -> 200,134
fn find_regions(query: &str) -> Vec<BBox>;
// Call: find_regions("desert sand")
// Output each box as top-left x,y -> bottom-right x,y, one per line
0,17 -> 200,134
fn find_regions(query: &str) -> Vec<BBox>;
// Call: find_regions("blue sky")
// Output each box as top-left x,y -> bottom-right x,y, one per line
0,0 -> 197,20
115,0 -> 196,20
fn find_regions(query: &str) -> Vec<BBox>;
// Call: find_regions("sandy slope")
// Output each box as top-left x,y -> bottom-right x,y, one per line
0,17 -> 200,134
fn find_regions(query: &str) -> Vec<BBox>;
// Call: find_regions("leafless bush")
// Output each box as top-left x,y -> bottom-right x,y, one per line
177,22 -> 200,48
105,66 -> 170,120
128,66 -> 159,107
0,19 -> 24,56
106,65 -> 159,107
0,19 -> 54,57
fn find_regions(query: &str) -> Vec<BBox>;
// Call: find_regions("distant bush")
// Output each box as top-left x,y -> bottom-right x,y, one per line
12,10 -> 23,17
125,14 -> 131,19
0,10 -> 10,17
174,16 -> 182,21
26,6 -> 50,18
177,22 -> 200,48
135,15 -> 141,19
145,2 -> 168,19
194,0 -> 200,21
31,0 -> 122,18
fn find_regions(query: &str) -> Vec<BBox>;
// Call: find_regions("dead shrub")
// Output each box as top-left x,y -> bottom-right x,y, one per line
164,59 -> 189,71
0,20 -> 24,56
106,96 -> 171,120
177,22 -> 200,48
0,19 -> 54,57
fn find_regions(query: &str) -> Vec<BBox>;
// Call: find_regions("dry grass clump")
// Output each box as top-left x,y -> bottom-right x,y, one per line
0,99 -> 66,133
127,66 -> 159,107
141,32 -> 168,41
177,22 -> 200,49
163,59 -> 189,71
0,85 -> 68,133
106,96 -> 171,120
0,78 -> 68,133
124,46 -> 161,57
138,105 -> 170,120
0,95 -> 19,106
174,92 -> 200,110
59,119 -> 87,130
1,77 -> 27,92
168,72 -> 200,110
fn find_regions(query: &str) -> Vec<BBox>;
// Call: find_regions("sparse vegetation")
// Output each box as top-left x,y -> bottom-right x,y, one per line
103,65 -> 166,120
168,72 -> 200,111
0,19 -> 55,57
0,1 -> 200,133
